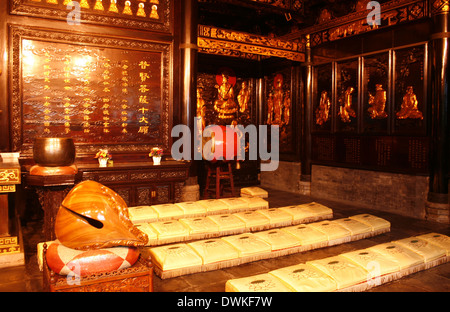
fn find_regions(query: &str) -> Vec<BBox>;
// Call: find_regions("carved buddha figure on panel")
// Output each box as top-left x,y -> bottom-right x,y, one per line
368,84 -> 388,119
396,86 -> 423,120
339,86 -> 356,123
315,90 -> 331,125
197,87 -> 207,129
214,73 -> 238,120
269,74 -> 290,126
237,81 -> 250,114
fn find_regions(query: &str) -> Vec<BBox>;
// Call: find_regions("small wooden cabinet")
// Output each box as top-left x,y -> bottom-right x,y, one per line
76,161 -> 190,206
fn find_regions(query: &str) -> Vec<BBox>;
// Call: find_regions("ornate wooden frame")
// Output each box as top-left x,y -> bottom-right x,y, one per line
9,0 -> 172,33
198,25 -> 305,62
9,25 -> 172,157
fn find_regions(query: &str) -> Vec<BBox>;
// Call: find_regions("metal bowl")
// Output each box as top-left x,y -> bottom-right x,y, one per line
33,137 -> 76,167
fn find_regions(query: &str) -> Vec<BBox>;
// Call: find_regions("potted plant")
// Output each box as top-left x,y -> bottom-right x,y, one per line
95,149 -> 112,167
149,147 -> 163,165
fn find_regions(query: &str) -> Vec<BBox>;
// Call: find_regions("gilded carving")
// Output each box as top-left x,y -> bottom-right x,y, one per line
298,0 -> 426,47
338,87 -> 356,123
0,169 -> 20,185
214,73 -> 239,120
267,74 -> 290,126
432,0 -> 450,13
10,0 -> 171,32
367,84 -> 388,119
315,91 -> 331,126
396,86 -> 423,120
198,25 -> 305,62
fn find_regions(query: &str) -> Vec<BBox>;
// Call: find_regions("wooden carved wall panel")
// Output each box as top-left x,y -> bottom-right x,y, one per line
312,134 -> 429,174
313,63 -> 333,132
10,25 -> 172,156
311,43 -> 428,174
393,45 -> 426,135
292,0 -> 428,47
264,68 -> 295,154
10,0 -> 172,33
362,52 -> 389,134
336,58 -> 359,132
197,70 -> 257,127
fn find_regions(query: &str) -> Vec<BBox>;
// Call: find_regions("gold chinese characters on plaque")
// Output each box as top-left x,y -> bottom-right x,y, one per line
21,38 -> 164,145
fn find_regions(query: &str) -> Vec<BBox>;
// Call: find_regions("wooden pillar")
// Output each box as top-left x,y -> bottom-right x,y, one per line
426,1 -> 450,223
301,35 -> 312,187
180,0 -> 198,177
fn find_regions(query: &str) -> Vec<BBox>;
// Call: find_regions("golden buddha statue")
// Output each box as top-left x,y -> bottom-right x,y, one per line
315,90 -> 331,125
196,87 -> 207,129
396,86 -> 423,120
339,86 -> 356,123
214,73 -> 238,120
267,92 -> 274,125
283,90 -> 291,125
367,84 -> 388,119
272,76 -> 284,125
237,81 -> 250,113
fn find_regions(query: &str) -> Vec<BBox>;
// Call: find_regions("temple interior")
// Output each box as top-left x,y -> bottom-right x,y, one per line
0,0 -> 449,293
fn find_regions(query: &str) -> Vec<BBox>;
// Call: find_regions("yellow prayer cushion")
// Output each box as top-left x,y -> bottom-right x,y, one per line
178,217 -> 220,235
269,263 -> 337,292
417,233 -> 450,256
278,205 -> 320,222
149,220 -> 190,241
281,224 -> 328,246
233,211 -> 270,230
255,208 -> 293,225
340,249 -> 400,276
308,220 -> 351,241
297,202 -> 333,217
127,206 -> 158,223
206,214 -> 246,232
188,238 -> 239,265
226,273 -> 292,292
149,243 -> 203,271
253,229 -> 302,251
239,196 -> 269,210
307,255 -> 369,290
368,242 -> 424,270
219,197 -> 249,213
349,214 -> 390,232
134,223 -> 158,245
222,233 -> 272,257
175,201 -> 206,217
332,218 -> 372,236
240,186 -> 268,198
196,199 -> 229,214
394,237 -> 446,263
151,203 -> 184,220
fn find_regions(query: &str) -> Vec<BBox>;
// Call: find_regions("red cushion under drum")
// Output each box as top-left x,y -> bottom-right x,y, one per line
46,242 -> 140,276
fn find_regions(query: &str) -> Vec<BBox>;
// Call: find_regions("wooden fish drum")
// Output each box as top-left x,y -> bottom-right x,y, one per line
55,180 -> 148,250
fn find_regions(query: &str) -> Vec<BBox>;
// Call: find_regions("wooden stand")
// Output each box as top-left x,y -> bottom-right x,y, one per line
42,244 -> 153,292
203,161 -> 235,199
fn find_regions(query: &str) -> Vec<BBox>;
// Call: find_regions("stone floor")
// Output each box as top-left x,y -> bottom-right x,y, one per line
0,187 -> 449,292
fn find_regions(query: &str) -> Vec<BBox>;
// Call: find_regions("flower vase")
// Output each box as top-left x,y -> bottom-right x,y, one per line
152,156 -> 161,165
98,157 -> 108,167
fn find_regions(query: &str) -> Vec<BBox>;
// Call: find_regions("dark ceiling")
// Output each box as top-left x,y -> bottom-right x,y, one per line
198,0 -> 392,37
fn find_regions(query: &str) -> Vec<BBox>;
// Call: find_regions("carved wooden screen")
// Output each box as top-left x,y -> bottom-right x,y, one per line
311,43 -> 429,173
10,26 -> 171,157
